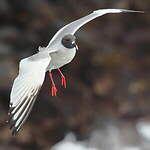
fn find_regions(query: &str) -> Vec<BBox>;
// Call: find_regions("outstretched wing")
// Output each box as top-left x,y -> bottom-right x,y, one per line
8,52 -> 50,135
48,9 -> 143,47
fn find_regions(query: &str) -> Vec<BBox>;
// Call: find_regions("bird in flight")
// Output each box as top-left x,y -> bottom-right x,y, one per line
8,9 -> 143,135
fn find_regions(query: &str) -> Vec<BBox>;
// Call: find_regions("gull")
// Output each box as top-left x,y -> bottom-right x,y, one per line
8,9 -> 143,135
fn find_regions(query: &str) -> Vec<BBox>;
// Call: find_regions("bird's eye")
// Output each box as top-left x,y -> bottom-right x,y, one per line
65,38 -> 70,42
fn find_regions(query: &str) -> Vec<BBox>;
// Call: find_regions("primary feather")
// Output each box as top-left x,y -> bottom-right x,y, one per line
8,52 -> 50,135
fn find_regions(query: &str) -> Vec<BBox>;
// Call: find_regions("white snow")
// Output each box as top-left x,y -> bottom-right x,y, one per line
136,121 -> 150,140
51,133 -> 98,150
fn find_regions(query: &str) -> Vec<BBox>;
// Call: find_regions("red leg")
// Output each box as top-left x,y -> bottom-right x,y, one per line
57,69 -> 66,88
49,72 -> 57,96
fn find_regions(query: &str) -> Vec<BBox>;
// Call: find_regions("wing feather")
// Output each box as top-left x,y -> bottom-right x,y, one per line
10,85 -> 31,115
10,78 -> 31,107
48,9 -> 143,47
14,88 -> 40,134
8,52 -> 50,135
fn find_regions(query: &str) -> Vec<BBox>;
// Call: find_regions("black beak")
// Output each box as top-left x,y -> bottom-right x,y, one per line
72,42 -> 78,51
75,44 -> 78,51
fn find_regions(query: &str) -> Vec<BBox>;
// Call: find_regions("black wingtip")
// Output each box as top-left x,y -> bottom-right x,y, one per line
8,106 -> 14,114
12,128 -> 18,136
9,120 -> 19,136
122,9 -> 145,14
9,120 -> 16,130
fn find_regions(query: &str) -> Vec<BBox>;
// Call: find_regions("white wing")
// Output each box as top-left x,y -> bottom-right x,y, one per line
8,52 -> 50,135
48,9 -> 143,47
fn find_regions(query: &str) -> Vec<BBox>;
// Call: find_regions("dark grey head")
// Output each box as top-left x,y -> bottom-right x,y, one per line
61,34 -> 78,50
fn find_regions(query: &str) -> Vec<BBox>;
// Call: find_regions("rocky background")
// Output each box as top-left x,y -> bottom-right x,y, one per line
0,0 -> 150,150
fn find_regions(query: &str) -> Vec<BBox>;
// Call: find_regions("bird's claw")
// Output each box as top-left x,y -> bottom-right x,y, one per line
51,85 -> 57,96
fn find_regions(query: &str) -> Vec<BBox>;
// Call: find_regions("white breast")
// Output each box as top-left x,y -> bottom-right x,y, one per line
47,47 -> 76,71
